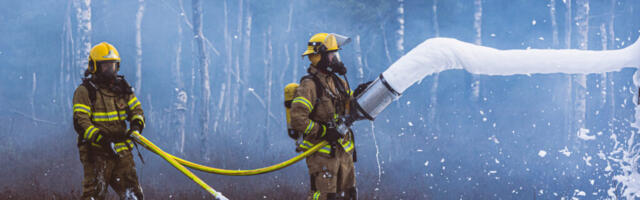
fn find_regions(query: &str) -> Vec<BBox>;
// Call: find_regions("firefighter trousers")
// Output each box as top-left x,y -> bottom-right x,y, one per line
306,146 -> 356,200
78,144 -> 143,200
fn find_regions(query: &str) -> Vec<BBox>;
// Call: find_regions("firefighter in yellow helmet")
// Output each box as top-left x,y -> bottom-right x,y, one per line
291,33 -> 357,200
73,42 -> 145,199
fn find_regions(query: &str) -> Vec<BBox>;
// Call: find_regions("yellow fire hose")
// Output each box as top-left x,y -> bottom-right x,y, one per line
131,132 -> 327,197
167,141 -> 328,176
132,132 -> 229,200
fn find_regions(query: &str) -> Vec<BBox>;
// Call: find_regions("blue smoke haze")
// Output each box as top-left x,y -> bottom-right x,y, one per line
1,0 -> 639,199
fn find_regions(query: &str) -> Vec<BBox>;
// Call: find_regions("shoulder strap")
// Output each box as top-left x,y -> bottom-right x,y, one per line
300,74 -> 323,103
331,74 -> 350,99
114,75 -> 134,96
81,79 -> 97,108
79,79 -> 98,125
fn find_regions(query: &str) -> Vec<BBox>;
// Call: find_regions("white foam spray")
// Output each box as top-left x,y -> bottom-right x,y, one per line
378,36 -> 640,198
382,37 -> 640,94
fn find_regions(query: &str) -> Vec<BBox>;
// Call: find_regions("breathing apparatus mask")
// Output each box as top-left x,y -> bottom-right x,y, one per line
319,51 -> 347,75
94,61 -> 119,84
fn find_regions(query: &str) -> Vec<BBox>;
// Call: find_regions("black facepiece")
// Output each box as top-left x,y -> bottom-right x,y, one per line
95,62 -> 119,84
318,52 -> 347,75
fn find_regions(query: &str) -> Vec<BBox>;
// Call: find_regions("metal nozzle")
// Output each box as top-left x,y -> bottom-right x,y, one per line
353,74 -> 401,121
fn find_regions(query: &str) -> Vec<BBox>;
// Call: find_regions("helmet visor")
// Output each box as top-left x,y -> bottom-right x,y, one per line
327,51 -> 341,63
98,61 -> 118,77
331,33 -> 351,47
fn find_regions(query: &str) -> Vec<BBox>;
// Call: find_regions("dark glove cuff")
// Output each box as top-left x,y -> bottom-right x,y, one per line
131,124 -> 142,132
95,131 -> 111,146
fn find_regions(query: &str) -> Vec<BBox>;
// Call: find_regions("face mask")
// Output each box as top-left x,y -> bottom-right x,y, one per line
320,52 -> 347,75
328,60 -> 347,75
96,62 -> 118,83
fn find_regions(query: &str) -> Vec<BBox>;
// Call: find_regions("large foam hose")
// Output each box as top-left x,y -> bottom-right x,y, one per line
133,132 -> 327,175
132,132 -> 229,200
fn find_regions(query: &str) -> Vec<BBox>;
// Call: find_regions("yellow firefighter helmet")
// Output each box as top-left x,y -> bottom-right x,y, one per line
302,33 -> 351,66
87,42 -> 121,74
301,33 -> 351,56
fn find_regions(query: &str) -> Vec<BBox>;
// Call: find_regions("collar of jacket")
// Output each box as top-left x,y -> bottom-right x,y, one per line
99,88 -> 119,96
308,64 -> 345,99
307,65 -> 330,79
94,83 -> 119,96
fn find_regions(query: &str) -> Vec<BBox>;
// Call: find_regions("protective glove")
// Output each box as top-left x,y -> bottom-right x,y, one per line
323,126 -> 341,142
130,118 -> 144,134
93,130 -> 112,147
288,129 -> 300,140
119,118 -> 144,139
353,81 -> 373,97
125,129 -> 140,138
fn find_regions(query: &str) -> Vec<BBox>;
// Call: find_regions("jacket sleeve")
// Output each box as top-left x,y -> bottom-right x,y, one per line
72,86 -> 103,144
290,78 -> 327,139
127,93 -> 145,132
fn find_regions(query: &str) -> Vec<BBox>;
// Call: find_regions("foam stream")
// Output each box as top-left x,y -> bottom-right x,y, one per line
382,37 -> 640,93
380,37 -> 640,198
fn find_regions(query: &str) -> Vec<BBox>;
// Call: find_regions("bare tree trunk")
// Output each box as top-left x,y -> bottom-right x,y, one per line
174,1 -> 185,89
222,0 -> 232,129
217,0 -> 233,166
174,0 -> 187,154
381,24 -> 393,65
396,0 -> 405,55
189,63 -> 196,127
292,43 -> 299,83
214,82 -> 226,166
564,0 -> 573,136
432,0 -> 440,37
192,0 -> 211,160
355,35 -> 364,82
31,72 -> 37,126
429,0 -> 440,132
600,24 -> 608,104
68,0 -> 91,126
575,0 -> 589,50
471,0 -> 482,101
73,0 -> 91,83
279,2 -> 294,85
574,0 -> 589,133
232,0 -> 244,129
549,0 -> 559,47
608,0 -> 616,135
608,0 -> 615,49
280,43 -> 291,84
59,1 -> 75,124
473,0 -> 482,46
177,0 -> 197,131
565,0 -> 572,49
134,0 -> 145,93
241,2 -> 252,115
263,26 -> 273,151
